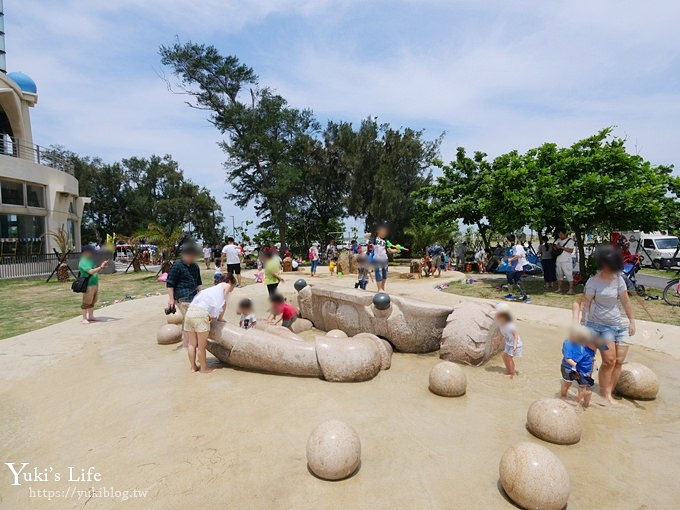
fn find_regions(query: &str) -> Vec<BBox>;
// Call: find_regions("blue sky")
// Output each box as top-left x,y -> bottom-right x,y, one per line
8,1 -> 680,235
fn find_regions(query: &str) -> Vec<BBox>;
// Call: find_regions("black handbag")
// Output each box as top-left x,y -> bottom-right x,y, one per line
71,274 -> 91,293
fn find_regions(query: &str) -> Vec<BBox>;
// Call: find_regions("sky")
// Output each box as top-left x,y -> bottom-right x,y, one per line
8,0 -> 680,236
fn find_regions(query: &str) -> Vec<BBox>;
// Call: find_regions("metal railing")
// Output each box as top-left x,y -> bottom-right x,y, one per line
0,135 -> 74,175
0,252 -> 80,280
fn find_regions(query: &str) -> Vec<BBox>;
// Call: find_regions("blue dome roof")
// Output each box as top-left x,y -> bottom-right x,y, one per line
7,72 -> 37,94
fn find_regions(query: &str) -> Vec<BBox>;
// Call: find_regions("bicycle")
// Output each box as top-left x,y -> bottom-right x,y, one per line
662,270 -> 680,306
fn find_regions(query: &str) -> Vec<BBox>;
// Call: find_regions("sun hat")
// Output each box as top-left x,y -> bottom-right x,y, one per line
494,302 -> 513,318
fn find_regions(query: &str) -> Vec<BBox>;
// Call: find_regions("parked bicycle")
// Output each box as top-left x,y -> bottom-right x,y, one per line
663,270 -> 680,306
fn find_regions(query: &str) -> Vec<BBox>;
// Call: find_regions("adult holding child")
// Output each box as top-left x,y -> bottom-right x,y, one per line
575,245 -> 636,405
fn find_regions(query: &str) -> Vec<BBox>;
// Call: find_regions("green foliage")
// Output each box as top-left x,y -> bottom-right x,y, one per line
130,223 -> 186,261
45,147 -> 224,243
403,222 -> 456,254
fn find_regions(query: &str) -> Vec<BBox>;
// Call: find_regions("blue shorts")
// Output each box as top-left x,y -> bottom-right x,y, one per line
506,270 -> 522,285
586,321 -> 628,345
374,264 -> 388,282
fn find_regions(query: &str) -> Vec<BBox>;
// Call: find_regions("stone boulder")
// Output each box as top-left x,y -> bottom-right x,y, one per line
336,251 -> 356,274
440,301 -> 501,366
615,362 -> 659,400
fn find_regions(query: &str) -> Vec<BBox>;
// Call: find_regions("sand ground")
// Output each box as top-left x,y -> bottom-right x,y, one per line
1,267 -> 679,509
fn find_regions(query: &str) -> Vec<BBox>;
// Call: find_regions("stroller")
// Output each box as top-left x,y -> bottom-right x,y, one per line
622,253 -> 646,297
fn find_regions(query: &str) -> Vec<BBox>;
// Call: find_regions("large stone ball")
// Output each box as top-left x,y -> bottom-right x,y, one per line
526,398 -> 582,445
372,292 -> 391,311
157,324 -> 182,345
166,310 -> 184,325
429,361 -> 467,397
307,420 -> 361,480
616,362 -> 659,400
290,318 -> 313,334
326,329 -> 348,338
294,279 -> 308,292
499,442 -> 570,510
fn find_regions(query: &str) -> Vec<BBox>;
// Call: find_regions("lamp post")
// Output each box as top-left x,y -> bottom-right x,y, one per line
228,216 -> 235,237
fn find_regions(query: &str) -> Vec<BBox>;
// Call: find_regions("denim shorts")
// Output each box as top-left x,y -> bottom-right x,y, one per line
506,270 -> 522,285
504,343 -> 522,357
374,264 -> 388,282
586,321 -> 628,345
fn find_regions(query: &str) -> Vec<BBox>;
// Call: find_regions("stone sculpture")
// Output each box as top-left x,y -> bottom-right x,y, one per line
526,398 -> 582,445
429,361 -> 467,397
166,310 -> 183,325
206,321 -> 389,382
296,284 -> 453,353
615,362 -> 659,400
307,420 -> 361,480
440,301 -> 501,365
156,324 -> 182,345
499,442 -> 570,510
326,329 -> 348,338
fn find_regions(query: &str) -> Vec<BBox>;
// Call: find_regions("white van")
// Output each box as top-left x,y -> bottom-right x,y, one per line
622,231 -> 679,269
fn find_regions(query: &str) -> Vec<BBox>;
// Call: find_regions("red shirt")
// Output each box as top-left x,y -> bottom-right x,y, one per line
275,303 -> 297,320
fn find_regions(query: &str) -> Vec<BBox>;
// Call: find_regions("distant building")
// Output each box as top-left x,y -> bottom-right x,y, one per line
0,1 -> 88,259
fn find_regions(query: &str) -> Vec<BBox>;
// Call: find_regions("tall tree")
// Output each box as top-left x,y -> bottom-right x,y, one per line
345,118 -> 441,244
160,41 -> 318,246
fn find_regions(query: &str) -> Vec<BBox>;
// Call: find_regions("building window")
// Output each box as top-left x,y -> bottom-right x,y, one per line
0,179 -> 23,205
26,184 -> 45,208
0,214 -> 45,256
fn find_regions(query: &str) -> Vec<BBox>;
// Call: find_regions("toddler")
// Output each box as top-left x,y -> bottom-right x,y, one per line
267,293 -> 298,329
237,298 -> 257,330
493,303 -> 522,377
561,324 -> 599,408
354,254 -> 373,290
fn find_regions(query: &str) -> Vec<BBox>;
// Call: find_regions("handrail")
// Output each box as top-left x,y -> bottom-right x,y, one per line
0,135 -> 74,175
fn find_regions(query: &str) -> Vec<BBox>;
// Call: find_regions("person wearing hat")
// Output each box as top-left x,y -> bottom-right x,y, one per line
492,303 -> 522,378
167,242 -> 203,346
78,245 -> 109,324
308,242 -> 320,277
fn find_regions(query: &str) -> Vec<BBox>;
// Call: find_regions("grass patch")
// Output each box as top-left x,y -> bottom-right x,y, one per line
638,268 -> 680,278
444,275 -> 680,327
0,268 -> 223,340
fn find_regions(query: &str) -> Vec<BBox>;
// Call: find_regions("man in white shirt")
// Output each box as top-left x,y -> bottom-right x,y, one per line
505,234 -> 529,301
202,244 -> 212,269
554,228 -> 575,294
221,237 -> 243,287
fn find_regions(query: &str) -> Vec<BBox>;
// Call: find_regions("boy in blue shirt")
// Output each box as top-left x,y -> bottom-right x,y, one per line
560,324 -> 599,408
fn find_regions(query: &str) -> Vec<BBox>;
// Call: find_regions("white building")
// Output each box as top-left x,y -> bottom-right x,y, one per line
0,2 -> 88,260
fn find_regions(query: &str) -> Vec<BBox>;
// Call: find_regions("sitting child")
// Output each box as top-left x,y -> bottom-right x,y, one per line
354,254 -> 373,290
267,293 -> 298,329
560,324 -> 599,408
237,298 -> 257,330
492,303 -> 522,378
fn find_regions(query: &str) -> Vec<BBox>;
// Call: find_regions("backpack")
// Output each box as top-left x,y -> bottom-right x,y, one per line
308,249 -> 315,261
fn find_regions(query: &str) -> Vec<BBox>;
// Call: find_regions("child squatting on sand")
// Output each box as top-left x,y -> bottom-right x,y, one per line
492,303 -> 522,377
267,294 -> 298,329
560,323 -> 601,408
237,298 -> 257,330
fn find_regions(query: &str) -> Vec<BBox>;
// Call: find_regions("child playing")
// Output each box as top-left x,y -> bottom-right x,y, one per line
493,303 -> 522,377
354,254 -> 373,290
560,324 -> 598,408
329,257 -> 337,275
267,293 -> 298,329
237,298 -> 257,330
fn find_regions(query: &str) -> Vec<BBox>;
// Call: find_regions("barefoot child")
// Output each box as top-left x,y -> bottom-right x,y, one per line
493,303 -> 522,377
268,293 -> 298,329
560,324 -> 598,408
354,254 -> 373,290
237,298 -> 257,330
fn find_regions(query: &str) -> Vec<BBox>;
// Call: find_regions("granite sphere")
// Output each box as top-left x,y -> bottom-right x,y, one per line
307,420 -> 361,480
615,362 -> 659,400
166,310 -> 184,325
372,292 -> 391,311
429,361 -> 466,397
499,442 -> 570,510
294,279 -> 308,292
526,398 -> 582,445
157,324 -> 182,345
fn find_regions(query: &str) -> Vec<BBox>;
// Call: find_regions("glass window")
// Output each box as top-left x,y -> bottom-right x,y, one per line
1,180 -> 24,205
0,214 -> 44,239
0,213 -> 18,237
26,184 -> 45,208
643,239 -> 655,249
